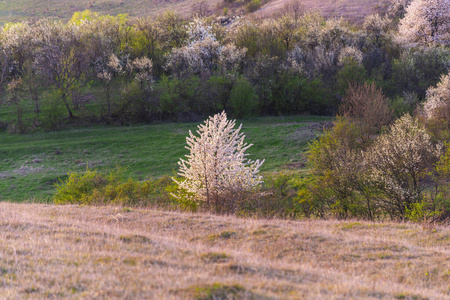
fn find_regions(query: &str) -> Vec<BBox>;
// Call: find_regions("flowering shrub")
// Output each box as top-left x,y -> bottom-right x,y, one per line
364,114 -> 443,217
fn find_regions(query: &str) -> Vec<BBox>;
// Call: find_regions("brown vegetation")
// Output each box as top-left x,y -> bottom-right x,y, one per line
0,202 -> 449,298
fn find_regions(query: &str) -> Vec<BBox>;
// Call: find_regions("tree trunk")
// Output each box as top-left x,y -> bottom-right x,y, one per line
62,92 -> 74,118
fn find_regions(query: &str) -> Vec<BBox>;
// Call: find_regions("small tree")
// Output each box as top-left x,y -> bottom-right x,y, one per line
173,111 -> 264,212
307,117 -> 376,219
364,114 -> 443,218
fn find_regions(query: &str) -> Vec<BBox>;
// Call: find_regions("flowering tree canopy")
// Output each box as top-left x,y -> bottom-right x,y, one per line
399,0 -> 450,46
423,71 -> 450,123
173,111 -> 264,208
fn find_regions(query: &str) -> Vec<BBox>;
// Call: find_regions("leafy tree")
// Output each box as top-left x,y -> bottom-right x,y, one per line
307,118 -> 376,219
229,77 -> 257,118
158,11 -> 188,49
173,111 -> 264,212
33,20 -> 89,118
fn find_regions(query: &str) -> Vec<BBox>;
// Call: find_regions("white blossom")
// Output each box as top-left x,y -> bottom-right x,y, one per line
338,46 -> 363,67
399,0 -> 450,46
423,71 -> 450,121
173,111 -> 264,206
186,18 -> 216,43
165,36 -> 245,77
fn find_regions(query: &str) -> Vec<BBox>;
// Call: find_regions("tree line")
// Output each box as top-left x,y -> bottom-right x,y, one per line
0,0 -> 448,132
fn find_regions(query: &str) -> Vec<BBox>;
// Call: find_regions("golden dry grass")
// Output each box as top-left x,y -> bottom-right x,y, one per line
0,202 -> 449,299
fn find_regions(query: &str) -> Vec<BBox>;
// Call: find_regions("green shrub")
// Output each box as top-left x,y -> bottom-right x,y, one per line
53,167 -> 176,207
404,202 -> 428,223
245,0 -> 261,13
229,77 -> 257,118
237,172 -> 304,218
336,61 -> 367,96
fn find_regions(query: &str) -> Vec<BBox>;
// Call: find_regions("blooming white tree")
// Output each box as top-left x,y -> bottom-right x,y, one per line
173,111 -> 264,210
423,71 -> 450,123
165,37 -> 246,78
399,0 -> 450,46
129,56 -> 153,91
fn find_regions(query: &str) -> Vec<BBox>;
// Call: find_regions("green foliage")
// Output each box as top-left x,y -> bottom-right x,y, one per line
245,0 -> 261,13
229,77 -> 257,118
404,201 -> 428,222
307,118 -> 377,219
237,172 -> 305,218
40,90 -> 67,130
53,167 -> 175,207
155,76 -> 180,118
389,92 -> 419,117
336,61 -> 367,96
389,48 -> 450,99
273,75 -> 328,115
168,177 -> 198,212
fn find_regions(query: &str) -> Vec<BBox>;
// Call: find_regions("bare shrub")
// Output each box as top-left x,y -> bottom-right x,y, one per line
339,82 -> 392,145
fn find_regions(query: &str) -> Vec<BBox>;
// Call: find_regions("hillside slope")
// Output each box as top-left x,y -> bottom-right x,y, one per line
0,203 -> 449,299
0,0 -> 390,26
0,0 -> 222,25
257,0 -> 391,23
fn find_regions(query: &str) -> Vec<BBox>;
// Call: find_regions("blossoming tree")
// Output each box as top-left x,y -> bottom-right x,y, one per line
399,0 -> 450,46
173,111 -> 264,211
423,71 -> 450,126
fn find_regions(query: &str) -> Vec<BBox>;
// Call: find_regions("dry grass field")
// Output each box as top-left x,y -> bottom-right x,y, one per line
0,202 -> 449,299
257,0 -> 392,23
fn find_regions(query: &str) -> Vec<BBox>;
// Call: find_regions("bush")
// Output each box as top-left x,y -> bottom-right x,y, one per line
364,114 -> 443,218
238,172 -> 303,218
53,167 -> 176,207
336,61 -> 367,96
307,117 -> 377,219
339,82 -> 392,145
246,0 -> 262,13
229,77 -> 257,118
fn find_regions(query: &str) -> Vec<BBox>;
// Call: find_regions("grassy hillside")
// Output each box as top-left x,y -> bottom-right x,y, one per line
0,0 -> 390,26
0,202 -> 448,298
0,115 -> 329,201
0,0 -> 223,25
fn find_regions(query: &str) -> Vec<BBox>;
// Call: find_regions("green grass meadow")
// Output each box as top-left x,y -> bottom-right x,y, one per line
0,116 -> 329,201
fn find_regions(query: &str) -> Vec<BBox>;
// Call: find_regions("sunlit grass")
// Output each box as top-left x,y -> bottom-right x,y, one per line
0,203 -> 448,298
